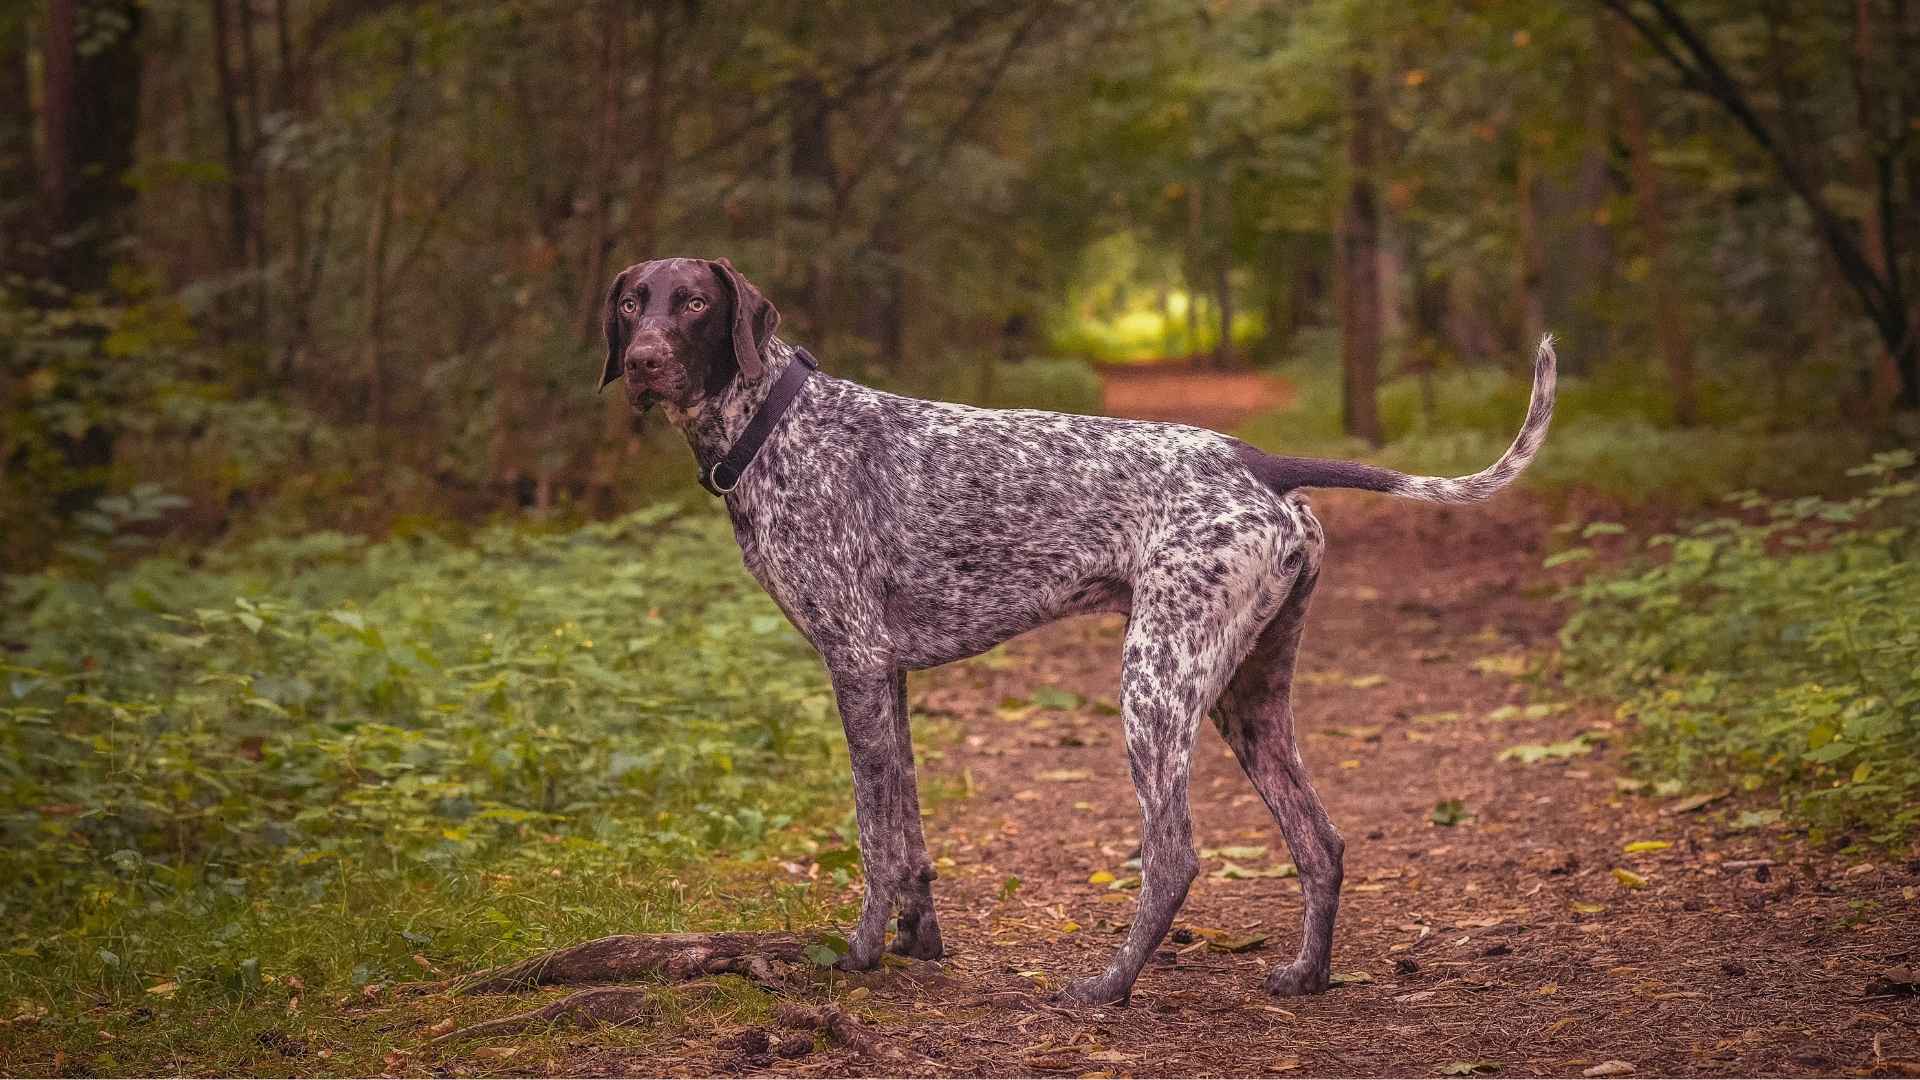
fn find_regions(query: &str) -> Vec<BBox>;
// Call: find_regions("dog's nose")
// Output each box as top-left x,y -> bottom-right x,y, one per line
624,346 -> 668,377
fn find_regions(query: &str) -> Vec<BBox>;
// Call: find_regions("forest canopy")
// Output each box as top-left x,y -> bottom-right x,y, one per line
4,0 -> 1917,568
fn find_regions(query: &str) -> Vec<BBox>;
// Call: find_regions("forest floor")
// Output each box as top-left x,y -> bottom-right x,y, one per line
395,375 -> 1918,1077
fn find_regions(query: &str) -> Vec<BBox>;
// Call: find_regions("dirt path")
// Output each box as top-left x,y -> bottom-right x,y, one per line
1098,363 -> 1293,433
839,492 -> 1915,1076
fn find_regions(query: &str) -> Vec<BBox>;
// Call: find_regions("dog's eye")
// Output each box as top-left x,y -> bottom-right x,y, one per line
686,298 -> 707,313
620,298 -> 637,315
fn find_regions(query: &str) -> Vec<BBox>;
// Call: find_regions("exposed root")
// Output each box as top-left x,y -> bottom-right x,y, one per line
774,1002 -> 902,1060
435,932 -> 812,995
429,986 -> 658,1044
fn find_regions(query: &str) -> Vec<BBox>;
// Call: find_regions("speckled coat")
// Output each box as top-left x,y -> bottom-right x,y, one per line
629,263 -> 1557,1005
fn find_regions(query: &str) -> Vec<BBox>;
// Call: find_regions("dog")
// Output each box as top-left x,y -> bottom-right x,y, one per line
600,256 -> 1555,1004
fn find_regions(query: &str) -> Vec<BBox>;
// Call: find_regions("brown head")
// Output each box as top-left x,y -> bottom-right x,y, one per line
598,257 -> 780,413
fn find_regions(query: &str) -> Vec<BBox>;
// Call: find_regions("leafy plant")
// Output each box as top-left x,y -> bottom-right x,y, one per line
1557,451 -> 1920,844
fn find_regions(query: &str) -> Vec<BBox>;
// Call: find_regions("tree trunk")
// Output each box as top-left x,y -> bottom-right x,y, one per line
360,37 -> 415,434
40,0 -> 143,294
790,74 -> 837,343
1185,179 -> 1203,359
1514,144 -> 1548,355
0,7 -> 34,275
235,0 -> 268,333
1213,179 -> 1233,369
576,0 -> 626,343
208,0 -> 251,324
1340,63 -> 1383,447
1605,12 -> 1697,425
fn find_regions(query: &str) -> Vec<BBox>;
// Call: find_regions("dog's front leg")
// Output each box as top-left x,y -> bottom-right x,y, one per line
828,668 -> 941,969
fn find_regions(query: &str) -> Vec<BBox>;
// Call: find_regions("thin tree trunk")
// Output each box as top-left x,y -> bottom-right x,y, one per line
274,0 -> 313,376
1,8 -> 36,275
1213,177 -> 1233,369
577,0 -> 627,343
1185,180 -> 1203,359
1605,12 -> 1697,425
38,0 -> 76,252
236,0 -> 268,333
209,0 -> 251,320
1514,144 -> 1548,354
360,38 -> 415,434
1340,62 -> 1383,447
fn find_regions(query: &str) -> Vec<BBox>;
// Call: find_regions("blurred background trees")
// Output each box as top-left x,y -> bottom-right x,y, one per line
3,0 -> 1916,567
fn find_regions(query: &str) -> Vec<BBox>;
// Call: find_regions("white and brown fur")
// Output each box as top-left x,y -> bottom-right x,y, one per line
601,257 -> 1558,1005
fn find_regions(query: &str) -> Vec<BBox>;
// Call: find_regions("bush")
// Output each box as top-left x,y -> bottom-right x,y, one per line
0,506 -> 854,1028
1555,452 -> 1920,845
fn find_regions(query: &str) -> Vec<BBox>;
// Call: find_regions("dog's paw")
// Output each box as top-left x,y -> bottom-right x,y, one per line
1052,975 -> 1131,1007
1265,961 -> 1330,998
833,943 -> 883,972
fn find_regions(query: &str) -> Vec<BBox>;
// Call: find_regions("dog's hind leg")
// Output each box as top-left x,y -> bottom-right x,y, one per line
827,668 -> 941,970
1057,566 -> 1274,1006
1213,541 -> 1344,997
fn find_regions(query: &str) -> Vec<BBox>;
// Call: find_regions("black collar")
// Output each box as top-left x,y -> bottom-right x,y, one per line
698,346 -> 819,497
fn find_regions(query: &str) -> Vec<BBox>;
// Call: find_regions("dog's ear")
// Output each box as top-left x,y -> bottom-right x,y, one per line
599,266 -> 635,391
709,258 -> 779,381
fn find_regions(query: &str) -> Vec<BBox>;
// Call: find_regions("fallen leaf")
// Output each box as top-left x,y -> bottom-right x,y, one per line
1086,1050 -> 1134,1063
1537,983 -> 1558,995
1212,861 -> 1297,880
1660,789 -> 1731,815
1014,789 -> 1041,802
1269,1058 -> 1304,1072
1349,674 -> 1389,689
1087,870 -> 1116,885
1471,654 -> 1527,677
1038,769 -> 1094,783
1204,845 -> 1269,861
1583,1062 -> 1634,1077
1569,900 -> 1605,914
1330,970 -> 1373,986
1499,734 -> 1594,763
1431,799 -> 1471,827
1612,868 -> 1648,890
144,981 -> 178,996
1436,1061 -> 1500,1075
473,1046 -> 520,1061
1622,841 -> 1671,854
426,1018 -> 457,1037
1206,933 -> 1270,954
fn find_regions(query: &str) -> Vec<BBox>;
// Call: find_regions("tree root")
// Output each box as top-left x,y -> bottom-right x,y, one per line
773,1002 -> 901,1060
433,932 -> 813,995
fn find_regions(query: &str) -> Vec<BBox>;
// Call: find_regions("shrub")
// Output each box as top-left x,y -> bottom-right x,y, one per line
1555,451 -> 1920,845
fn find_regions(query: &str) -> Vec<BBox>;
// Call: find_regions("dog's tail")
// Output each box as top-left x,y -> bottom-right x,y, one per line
1240,335 -> 1557,504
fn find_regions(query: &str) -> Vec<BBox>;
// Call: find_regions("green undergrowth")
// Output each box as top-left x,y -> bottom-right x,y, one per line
1555,452 -> 1920,846
1236,333 -> 1871,506
0,506 -> 878,1074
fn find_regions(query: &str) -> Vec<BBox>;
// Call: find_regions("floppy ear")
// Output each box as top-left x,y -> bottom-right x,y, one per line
598,268 -> 633,391
709,258 -> 780,380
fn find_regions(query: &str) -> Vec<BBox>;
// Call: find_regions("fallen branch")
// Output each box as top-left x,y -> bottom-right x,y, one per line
435,932 -> 814,995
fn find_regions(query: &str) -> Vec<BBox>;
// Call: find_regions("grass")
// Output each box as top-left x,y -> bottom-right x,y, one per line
0,505 -> 888,1075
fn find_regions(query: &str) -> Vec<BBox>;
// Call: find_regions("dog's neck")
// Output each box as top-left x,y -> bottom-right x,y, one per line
664,337 -> 803,476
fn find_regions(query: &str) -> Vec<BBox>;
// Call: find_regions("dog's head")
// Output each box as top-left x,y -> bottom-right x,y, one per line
598,257 -> 780,413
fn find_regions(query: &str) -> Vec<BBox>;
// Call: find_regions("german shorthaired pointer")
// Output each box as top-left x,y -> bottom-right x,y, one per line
600,257 -> 1556,1005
